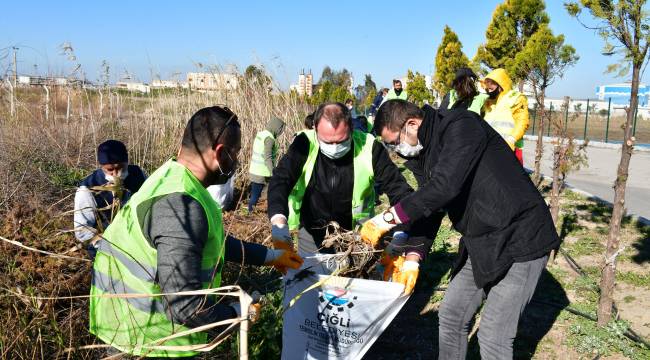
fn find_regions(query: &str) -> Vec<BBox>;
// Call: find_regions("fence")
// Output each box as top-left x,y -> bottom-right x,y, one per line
526,98 -> 650,145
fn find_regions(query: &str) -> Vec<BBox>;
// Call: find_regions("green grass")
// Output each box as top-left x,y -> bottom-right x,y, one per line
623,295 -> 636,304
564,235 -> 606,257
617,271 -> 650,289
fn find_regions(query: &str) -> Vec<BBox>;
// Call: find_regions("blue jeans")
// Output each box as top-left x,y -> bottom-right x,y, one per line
438,255 -> 548,359
248,182 -> 266,212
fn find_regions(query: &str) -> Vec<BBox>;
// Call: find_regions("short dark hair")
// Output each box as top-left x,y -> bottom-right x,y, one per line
393,79 -> 402,85
452,76 -> 478,101
312,102 -> 351,130
344,98 -> 354,105
181,106 -> 241,154
374,99 -> 424,134
304,112 -> 314,129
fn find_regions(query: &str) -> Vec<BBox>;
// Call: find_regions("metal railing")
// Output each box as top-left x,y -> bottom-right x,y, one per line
527,98 -> 649,146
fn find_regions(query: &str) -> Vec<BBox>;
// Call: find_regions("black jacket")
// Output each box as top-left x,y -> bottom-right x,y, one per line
268,132 -> 413,250
396,105 -> 560,288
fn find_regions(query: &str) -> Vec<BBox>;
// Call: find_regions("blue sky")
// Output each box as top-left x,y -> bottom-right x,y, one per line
1,0 -> 647,99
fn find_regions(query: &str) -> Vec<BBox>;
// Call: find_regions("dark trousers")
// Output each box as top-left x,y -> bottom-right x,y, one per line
438,255 -> 548,359
248,182 -> 266,212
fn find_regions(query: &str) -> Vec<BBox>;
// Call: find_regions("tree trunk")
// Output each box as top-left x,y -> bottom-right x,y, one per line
549,140 -> 561,224
533,92 -> 546,184
597,62 -> 641,326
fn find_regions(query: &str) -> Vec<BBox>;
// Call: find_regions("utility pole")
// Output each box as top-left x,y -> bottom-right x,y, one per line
12,46 -> 18,88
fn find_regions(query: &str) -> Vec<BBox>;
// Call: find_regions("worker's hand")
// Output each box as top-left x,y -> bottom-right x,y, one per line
249,303 -> 261,323
360,209 -> 399,247
271,217 -> 293,250
506,135 -> 516,151
379,254 -> 404,282
393,260 -> 419,295
385,231 -> 409,257
264,248 -> 303,274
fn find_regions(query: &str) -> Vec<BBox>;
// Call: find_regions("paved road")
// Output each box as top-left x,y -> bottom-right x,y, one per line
522,140 -> 650,220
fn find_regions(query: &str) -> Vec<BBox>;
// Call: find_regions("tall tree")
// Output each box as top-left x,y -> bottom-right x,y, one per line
244,65 -> 271,89
320,66 -> 334,84
476,0 -> 549,86
565,0 -> 650,326
406,70 -> 435,106
434,25 -> 470,96
512,25 -> 579,184
354,74 -> 377,110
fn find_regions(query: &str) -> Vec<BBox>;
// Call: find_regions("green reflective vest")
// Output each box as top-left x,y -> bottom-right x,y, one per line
248,130 -> 277,177
89,159 -> 225,357
483,89 -> 525,149
287,129 -> 375,230
447,89 -> 488,115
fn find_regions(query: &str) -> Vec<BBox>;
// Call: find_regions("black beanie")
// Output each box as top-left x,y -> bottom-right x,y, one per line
454,67 -> 477,82
97,140 -> 128,164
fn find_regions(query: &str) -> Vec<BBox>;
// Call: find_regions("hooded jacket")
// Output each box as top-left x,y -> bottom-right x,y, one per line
482,68 -> 529,150
394,105 -> 559,288
250,117 -> 285,183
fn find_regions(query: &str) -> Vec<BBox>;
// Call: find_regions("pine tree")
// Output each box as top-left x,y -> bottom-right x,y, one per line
476,0 -> 549,85
434,25 -> 470,96
406,70 -> 435,106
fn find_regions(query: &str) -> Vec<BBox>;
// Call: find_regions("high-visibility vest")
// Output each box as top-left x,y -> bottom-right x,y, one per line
89,159 -> 225,357
287,129 -> 375,230
447,90 -> 488,115
248,130 -> 277,177
483,89 -> 525,149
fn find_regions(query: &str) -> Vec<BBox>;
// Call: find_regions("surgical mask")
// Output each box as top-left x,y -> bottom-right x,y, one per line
104,167 -> 128,184
386,124 -> 422,157
487,88 -> 500,99
395,127 -> 423,157
319,137 -> 351,160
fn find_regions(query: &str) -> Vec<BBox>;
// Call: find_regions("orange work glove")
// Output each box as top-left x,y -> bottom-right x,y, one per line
393,260 -> 419,295
264,249 -> 303,274
360,210 -> 398,247
380,254 -> 404,282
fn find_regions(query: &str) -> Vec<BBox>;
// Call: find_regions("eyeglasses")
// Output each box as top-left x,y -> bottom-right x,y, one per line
382,125 -> 407,150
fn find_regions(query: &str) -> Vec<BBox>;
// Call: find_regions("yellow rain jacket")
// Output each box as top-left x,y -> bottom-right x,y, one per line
482,68 -> 529,150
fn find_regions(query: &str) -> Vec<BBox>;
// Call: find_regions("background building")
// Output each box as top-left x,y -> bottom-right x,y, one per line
187,72 -> 238,91
291,69 -> 313,96
596,83 -> 650,107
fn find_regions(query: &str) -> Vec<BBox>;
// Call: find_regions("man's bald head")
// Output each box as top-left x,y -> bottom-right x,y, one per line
312,102 -> 351,131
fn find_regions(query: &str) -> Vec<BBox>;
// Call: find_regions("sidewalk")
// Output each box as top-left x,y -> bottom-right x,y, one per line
522,139 -> 650,222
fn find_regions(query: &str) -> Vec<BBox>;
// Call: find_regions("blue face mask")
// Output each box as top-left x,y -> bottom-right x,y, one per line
319,137 -> 352,160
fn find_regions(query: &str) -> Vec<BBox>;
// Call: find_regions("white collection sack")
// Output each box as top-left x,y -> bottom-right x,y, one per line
206,175 -> 235,209
281,255 -> 409,360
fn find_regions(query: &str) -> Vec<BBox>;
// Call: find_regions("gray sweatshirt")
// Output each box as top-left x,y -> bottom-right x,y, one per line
142,192 -> 269,331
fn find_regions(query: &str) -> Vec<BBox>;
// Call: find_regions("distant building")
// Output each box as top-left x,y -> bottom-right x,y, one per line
187,72 -> 238,91
596,83 -> 650,107
151,79 -> 185,89
17,75 -> 81,87
291,69 -> 313,96
115,82 -> 150,93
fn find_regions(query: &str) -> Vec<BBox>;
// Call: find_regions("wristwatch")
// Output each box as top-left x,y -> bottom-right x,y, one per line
383,210 -> 397,225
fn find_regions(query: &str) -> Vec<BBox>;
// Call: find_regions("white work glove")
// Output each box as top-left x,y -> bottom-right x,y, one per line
385,231 -> 409,257
271,222 -> 293,250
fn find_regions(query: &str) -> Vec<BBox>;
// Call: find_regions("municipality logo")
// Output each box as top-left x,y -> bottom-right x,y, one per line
319,287 -> 357,312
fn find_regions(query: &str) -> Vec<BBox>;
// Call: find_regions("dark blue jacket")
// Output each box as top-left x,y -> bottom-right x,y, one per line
79,165 -> 146,225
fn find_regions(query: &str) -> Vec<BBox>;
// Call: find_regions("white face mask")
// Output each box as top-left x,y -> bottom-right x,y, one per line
394,125 -> 423,157
319,137 -> 352,160
104,167 -> 129,184
396,140 -> 423,157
